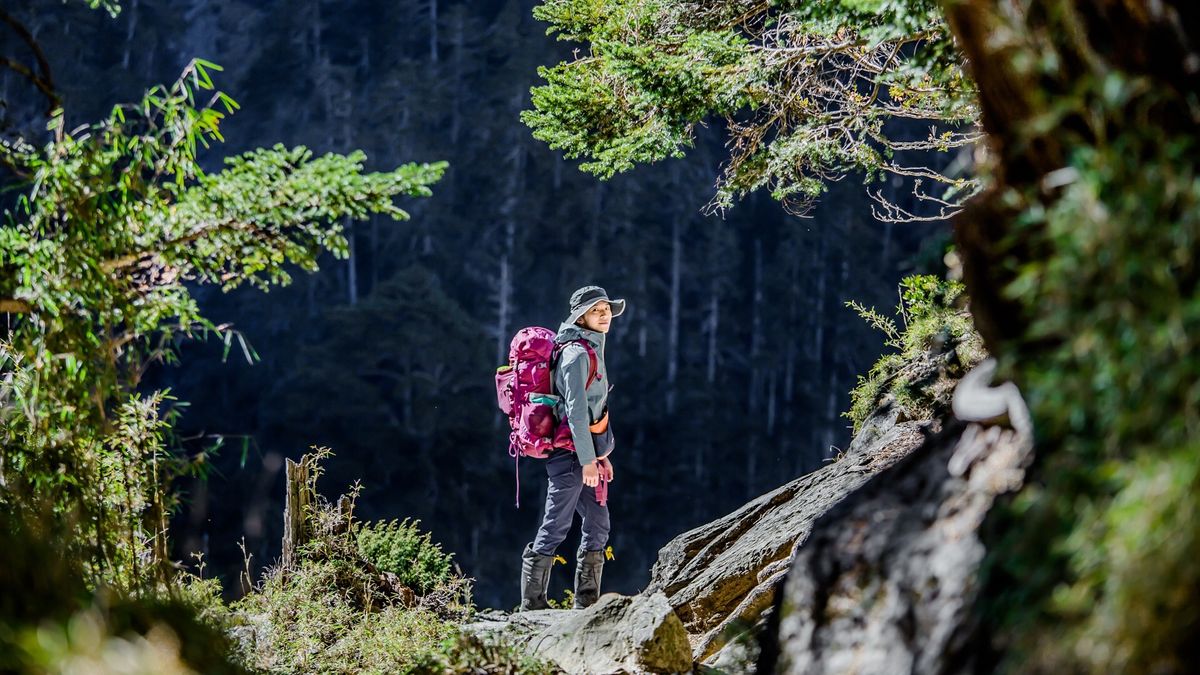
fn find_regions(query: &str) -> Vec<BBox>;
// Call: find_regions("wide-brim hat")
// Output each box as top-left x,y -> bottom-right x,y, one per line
566,285 -> 626,325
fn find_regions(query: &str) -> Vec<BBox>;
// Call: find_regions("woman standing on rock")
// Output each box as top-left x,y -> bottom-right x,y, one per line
520,285 -> 622,611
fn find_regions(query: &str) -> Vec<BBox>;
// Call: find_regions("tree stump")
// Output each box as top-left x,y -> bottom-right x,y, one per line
281,455 -> 313,570
335,494 -> 353,535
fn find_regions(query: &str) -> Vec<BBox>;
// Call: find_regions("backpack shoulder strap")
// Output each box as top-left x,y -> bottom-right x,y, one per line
578,341 -> 599,388
553,340 -> 599,389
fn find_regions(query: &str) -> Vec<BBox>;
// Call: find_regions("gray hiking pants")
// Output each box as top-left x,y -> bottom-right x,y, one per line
532,449 -> 610,556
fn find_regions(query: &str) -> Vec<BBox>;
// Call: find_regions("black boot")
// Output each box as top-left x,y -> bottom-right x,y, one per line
520,543 -> 554,611
573,548 -> 605,609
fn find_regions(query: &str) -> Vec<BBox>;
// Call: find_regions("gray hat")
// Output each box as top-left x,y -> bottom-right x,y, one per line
566,285 -> 626,325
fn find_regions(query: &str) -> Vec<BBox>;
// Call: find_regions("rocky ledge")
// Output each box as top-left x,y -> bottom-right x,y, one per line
470,353 -> 1031,675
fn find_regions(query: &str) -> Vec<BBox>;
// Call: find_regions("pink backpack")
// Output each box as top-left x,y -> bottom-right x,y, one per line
495,326 -> 597,506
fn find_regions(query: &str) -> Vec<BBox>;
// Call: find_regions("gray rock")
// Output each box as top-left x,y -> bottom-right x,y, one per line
699,610 -> 770,675
531,593 -> 691,674
460,607 -> 560,648
766,403 -> 1032,674
645,403 -> 930,661
463,593 -> 691,674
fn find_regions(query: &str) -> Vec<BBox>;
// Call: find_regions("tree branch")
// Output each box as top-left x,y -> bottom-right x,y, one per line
0,57 -> 59,113
0,299 -> 32,313
0,9 -> 61,114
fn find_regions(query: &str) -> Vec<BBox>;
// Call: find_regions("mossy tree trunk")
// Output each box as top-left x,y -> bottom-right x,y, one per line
947,0 -> 1198,349
941,0 -> 1200,671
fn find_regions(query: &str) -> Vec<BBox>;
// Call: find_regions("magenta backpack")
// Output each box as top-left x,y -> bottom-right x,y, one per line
495,326 -> 597,506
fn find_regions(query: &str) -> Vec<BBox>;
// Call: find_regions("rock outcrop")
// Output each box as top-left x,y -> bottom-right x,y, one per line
468,349 -> 1020,675
761,358 -> 1032,674
637,334 -> 987,665
644,408 -> 931,661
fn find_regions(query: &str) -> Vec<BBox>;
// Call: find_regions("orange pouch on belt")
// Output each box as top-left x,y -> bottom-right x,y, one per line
589,411 -> 609,434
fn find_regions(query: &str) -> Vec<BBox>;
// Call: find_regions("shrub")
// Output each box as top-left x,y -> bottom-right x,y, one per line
845,274 -> 985,432
0,509 -> 247,674
236,554 -> 456,674
357,519 -> 455,596
233,463 -> 475,673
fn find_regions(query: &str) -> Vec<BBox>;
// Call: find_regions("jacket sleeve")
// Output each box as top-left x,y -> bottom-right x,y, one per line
558,346 -> 597,467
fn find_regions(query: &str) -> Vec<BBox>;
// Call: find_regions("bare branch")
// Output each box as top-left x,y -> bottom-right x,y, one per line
0,299 -> 33,313
0,9 -> 61,114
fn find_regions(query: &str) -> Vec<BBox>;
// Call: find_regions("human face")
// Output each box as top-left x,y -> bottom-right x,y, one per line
578,300 -> 613,333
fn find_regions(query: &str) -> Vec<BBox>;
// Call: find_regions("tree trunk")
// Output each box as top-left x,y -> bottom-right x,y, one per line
767,371 -> 778,437
428,0 -> 439,63
938,1 -> 1200,669
706,277 -> 719,385
122,0 -> 138,69
810,230 -> 828,454
451,9 -> 464,143
748,239 -> 763,412
666,218 -> 682,414
496,253 -> 511,365
347,219 -> 358,306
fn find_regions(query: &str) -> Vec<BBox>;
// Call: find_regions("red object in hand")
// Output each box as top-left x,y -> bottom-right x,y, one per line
598,457 -> 614,482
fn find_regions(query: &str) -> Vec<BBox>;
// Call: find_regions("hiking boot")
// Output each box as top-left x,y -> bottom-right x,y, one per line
520,543 -> 554,611
573,548 -> 605,609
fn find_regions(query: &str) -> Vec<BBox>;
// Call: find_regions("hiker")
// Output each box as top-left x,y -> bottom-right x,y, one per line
520,285 -> 623,611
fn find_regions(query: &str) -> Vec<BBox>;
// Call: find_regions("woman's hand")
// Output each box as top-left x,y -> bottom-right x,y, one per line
582,461 -> 600,487
598,457 -> 614,483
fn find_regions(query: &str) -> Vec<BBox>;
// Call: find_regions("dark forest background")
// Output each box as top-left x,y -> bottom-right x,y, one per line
4,0 -> 948,608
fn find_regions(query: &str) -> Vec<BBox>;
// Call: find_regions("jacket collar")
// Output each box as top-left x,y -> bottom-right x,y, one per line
555,322 -> 605,350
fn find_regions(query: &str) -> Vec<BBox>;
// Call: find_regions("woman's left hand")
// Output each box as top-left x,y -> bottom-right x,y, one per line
598,457 -> 614,483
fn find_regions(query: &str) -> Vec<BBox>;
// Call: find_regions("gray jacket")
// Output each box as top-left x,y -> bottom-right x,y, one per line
553,322 -> 612,466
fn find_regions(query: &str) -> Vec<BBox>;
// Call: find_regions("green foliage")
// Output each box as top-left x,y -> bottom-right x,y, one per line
545,588 -> 575,610
844,274 -> 984,431
82,0 -> 122,16
0,509 -> 247,674
1040,443 -> 1200,672
523,19 -> 753,179
357,519 -> 456,597
409,632 -> 560,675
0,57 -> 444,588
980,74 -> 1200,671
235,457 -> 473,674
237,556 -> 456,674
844,299 -> 900,348
525,0 -> 978,215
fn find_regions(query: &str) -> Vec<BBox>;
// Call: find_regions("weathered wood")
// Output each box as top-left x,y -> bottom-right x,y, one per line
281,456 -> 312,570
334,494 -> 353,535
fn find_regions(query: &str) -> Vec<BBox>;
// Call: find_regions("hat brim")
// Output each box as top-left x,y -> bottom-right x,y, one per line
567,297 -> 626,325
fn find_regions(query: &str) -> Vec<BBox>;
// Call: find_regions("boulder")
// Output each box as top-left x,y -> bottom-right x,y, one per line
532,593 -> 691,674
762,359 -> 1032,674
645,406 -> 932,660
463,593 -> 691,674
